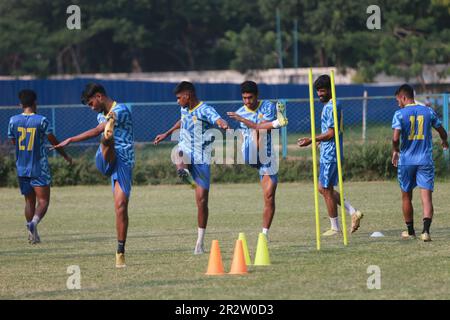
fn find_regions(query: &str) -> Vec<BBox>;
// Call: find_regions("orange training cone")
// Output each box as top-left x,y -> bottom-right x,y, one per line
205,240 -> 225,275
229,240 -> 248,275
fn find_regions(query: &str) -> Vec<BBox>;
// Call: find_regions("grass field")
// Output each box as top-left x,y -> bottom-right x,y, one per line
1,181 -> 450,300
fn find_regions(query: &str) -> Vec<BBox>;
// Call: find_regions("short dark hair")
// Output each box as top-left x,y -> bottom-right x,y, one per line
18,89 -> 37,108
314,75 -> 331,91
81,83 -> 106,104
174,81 -> 196,95
240,81 -> 258,95
395,84 -> 414,99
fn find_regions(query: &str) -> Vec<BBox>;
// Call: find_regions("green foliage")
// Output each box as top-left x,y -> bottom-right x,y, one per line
0,0 -> 448,80
218,25 -> 279,72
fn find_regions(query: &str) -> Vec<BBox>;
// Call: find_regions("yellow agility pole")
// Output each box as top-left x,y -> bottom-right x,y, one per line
308,69 -> 321,251
330,70 -> 348,246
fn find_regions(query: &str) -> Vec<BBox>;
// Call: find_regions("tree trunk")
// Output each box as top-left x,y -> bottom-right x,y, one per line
57,46 -> 70,74
131,57 -> 142,73
319,47 -> 327,67
182,31 -> 195,70
11,54 -> 19,74
70,46 -> 81,74
417,72 -> 427,93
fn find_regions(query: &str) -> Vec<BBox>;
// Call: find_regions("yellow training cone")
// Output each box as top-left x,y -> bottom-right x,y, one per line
229,240 -> 248,275
205,240 -> 225,275
254,233 -> 271,266
238,233 -> 252,265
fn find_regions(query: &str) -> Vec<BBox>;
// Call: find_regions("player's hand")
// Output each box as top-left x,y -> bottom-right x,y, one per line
154,133 -> 168,145
442,140 -> 449,151
227,112 -> 244,122
217,119 -> 229,130
51,138 -> 72,150
64,155 -> 73,165
391,151 -> 399,167
297,137 -> 312,147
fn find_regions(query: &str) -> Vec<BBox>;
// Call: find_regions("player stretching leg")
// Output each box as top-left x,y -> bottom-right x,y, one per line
53,83 -> 134,267
227,81 -> 288,240
154,82 -> 229,254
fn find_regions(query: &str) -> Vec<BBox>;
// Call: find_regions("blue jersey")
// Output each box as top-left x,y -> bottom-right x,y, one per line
392,104 -> 442,165
320,100 -> 343,163
8,113 -> 52,177
97,102 -> 135,167
178,102 -> 222,164
235,100 -> 276,167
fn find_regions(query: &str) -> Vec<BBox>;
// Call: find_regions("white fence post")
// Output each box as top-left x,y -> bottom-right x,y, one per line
362,90 -> 368,141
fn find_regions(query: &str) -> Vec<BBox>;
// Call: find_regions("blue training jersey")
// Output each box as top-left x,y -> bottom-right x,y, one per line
320,100 -> 343,164
235,100 -> 276,168
97,102 -> 135,167
392,104 -> 442,166
178,102 -> 222,164
8,113 -> 52,177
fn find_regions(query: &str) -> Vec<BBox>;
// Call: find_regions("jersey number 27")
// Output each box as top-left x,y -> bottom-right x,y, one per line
18,127 -> 36,151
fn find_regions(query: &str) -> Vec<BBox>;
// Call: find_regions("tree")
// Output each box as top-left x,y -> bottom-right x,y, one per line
0,0 -> 448,84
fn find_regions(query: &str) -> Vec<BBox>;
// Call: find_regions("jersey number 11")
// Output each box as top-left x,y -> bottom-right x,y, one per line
408,116 -> 424,141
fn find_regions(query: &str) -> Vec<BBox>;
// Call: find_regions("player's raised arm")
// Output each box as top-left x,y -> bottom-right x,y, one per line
227,112 -> 285,130
154,120 -> 181,145
47,133 -> 72,164
52,122 -> 106,149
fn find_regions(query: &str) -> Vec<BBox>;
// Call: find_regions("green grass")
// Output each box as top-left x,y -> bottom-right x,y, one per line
1,181 -> 450,300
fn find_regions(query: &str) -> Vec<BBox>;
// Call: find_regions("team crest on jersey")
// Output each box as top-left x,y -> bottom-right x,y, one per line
258,114 -> 263,119
192,116 -> 197,123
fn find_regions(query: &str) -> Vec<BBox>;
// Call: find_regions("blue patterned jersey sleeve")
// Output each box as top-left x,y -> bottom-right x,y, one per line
7,118 -> 14,138
97,112 -> 106,124
325,105 -> 335,129
235,107 -> 247,129
199,104 -> 221,125
392,111 -> 402,130
430,108 -> 442,129
262,102 -> 276,122
114,105 -> 128,126
41,117 -> 52,135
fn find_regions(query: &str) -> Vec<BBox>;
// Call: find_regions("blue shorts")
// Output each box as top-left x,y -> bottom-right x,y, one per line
258,165 -> 278,184
319,162 -> 338,188
249,163 -> 278,184
259,174 -> 278,184
95,147 -> 133,198
18,175 -> 51,195
398,165 -> 434,192
190,164 -> 210,190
